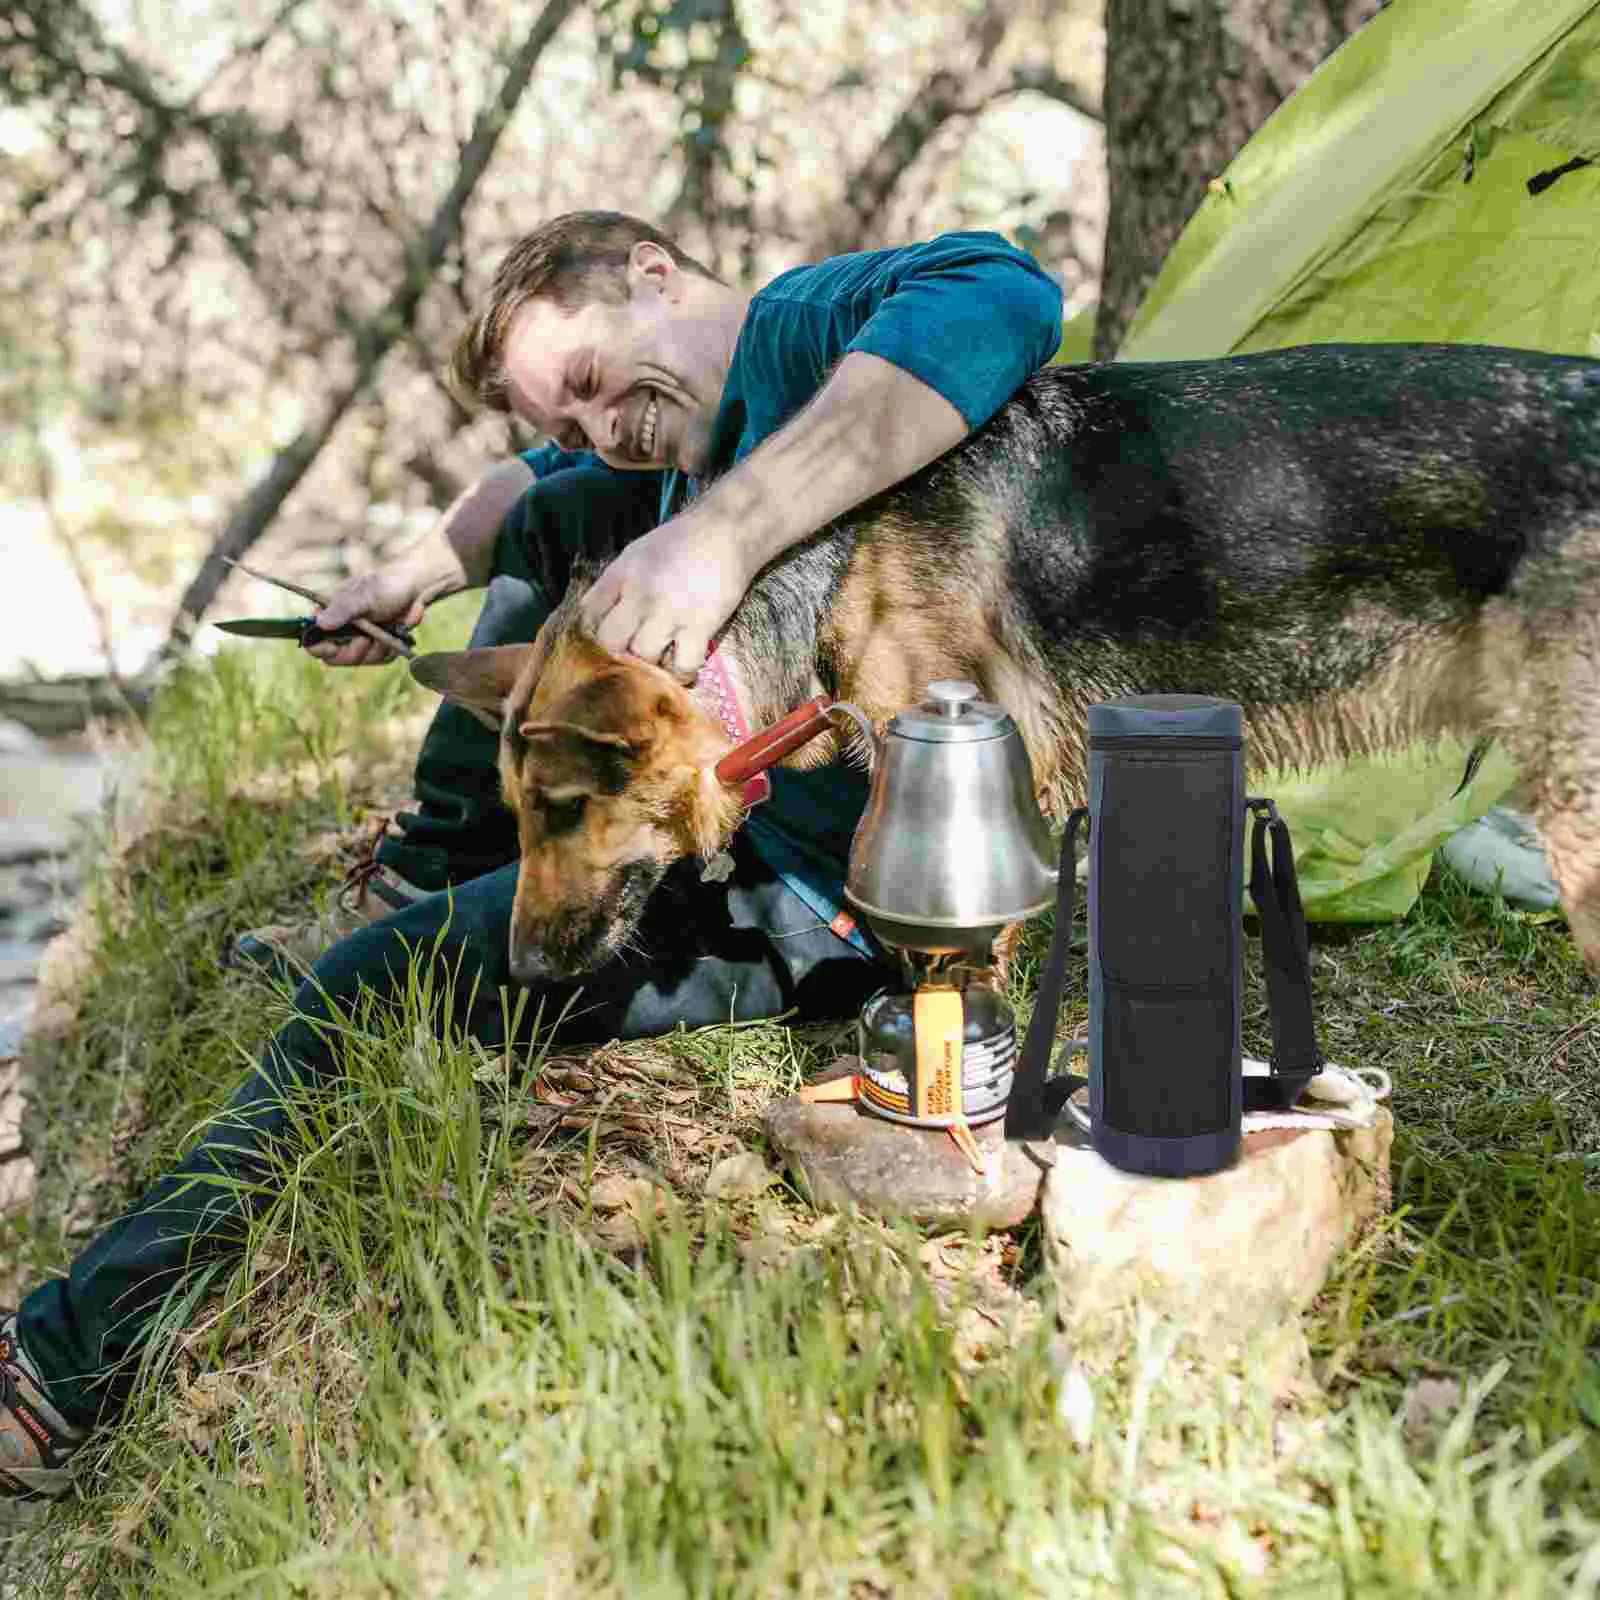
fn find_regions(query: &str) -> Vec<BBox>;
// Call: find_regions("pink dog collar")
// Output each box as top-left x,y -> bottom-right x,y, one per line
698,647 -> 770,807
700,649 -> 837,809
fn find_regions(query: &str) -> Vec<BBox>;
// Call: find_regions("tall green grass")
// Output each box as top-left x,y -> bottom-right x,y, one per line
4,624 -> 1599,1596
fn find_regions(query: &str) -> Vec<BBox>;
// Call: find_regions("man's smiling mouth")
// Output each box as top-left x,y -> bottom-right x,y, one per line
637,393 -> 659,459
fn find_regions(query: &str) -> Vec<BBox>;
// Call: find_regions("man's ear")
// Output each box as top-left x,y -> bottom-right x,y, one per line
627,239 -> 675,297
410,645 -> 533,717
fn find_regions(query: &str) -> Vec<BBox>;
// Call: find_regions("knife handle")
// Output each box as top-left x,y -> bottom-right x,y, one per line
303,619 -> 416,653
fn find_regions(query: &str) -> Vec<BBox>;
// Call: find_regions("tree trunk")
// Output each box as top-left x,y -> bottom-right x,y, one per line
1095,0 -> 1382,359
161,0 -> 582,655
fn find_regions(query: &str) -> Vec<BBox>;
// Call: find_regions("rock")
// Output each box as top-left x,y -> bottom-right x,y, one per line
0,1056 -> 30,1217
1400,1375 -> 1464,1446
0,1058 -> 22,1158
0,942 -> 44,988
1041,1110 -> 1392,1367
0,825 -> 72,866
0,719 -> 42,756
766,1062 -> 1050,1229
704,1151 -> 777,1203
0,1154 -> 34,1217
23,915 -> 97,1046
588,1174 -> 662,1215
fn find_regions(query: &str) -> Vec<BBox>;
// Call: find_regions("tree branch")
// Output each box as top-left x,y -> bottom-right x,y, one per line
161,0 -> 583,654
807,0 -> 1050,258
184,0 -> 314,108
961,64 -> 1101,124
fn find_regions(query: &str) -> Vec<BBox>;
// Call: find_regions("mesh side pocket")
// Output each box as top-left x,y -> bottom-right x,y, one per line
1099,979 -> 1233,1138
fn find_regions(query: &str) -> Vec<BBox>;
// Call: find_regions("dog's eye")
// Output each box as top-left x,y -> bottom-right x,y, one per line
544,796 -> 587,834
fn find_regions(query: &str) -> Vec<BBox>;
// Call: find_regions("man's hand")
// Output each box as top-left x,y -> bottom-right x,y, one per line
308,569 -> 430,667
579,515 -> 754,677
578,352 -> 966,675
305,457 -> 537,667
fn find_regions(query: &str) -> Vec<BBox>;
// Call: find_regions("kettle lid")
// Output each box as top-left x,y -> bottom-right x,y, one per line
889,679 -> 1014,744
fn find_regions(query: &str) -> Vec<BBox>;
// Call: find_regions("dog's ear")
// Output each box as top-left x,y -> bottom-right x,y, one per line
519,721 -> 639,796
410,646 -> 533,713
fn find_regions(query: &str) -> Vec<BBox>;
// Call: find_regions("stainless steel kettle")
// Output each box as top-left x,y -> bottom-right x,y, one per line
839,680 -> 1056,957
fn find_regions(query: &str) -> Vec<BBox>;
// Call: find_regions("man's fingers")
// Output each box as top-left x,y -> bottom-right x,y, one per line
316,588 -> 367,631
306,635 -> 392,668
578,577 -> 623,636
669,630 -> 711,678
346,635 -> 400,666
592,597 -> 644,656
626,613 -> 680,668
316,574 -> 422,633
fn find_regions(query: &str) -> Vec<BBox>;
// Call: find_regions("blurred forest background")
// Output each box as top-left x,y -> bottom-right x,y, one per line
0,0 -> 1381,694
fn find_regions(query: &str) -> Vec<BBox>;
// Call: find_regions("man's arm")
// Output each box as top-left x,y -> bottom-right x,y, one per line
579,353 -> 964,670
310,457 -> 536,667
581,233 -> 1063,673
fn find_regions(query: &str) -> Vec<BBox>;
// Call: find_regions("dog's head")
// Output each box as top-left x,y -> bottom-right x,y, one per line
411,610 -> 742,983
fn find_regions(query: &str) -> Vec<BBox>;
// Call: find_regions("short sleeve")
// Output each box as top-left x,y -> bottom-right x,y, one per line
843,233 -> 1063,429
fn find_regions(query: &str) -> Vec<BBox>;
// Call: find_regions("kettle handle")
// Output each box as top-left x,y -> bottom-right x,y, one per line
825,700 -> 878,771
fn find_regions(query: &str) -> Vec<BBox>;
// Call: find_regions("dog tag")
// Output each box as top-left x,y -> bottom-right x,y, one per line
700,850 -> 736,884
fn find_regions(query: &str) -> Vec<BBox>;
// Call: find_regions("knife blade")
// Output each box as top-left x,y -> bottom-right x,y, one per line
215,616 -> 417,650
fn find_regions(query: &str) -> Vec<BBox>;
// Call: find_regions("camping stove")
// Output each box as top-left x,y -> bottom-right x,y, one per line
855,959 -> 1018,1128
835,681 -> 1055,1133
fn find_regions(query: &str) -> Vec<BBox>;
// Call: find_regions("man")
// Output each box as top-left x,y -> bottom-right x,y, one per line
0,212 -> 1061,1508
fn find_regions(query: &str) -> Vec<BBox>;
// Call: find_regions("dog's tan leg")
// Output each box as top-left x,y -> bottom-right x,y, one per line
1539,812 -> 1600,974
1481,551 -> 1600,975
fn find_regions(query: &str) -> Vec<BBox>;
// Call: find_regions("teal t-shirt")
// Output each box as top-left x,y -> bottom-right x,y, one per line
689,233 -> 1062,949
526,234 -> 1062,949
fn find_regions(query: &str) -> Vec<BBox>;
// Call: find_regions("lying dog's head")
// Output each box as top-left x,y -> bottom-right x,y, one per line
411,610 -> 742,983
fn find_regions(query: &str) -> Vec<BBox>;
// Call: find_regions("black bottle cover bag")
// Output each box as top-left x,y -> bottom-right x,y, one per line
1005,695 -> 1322,1175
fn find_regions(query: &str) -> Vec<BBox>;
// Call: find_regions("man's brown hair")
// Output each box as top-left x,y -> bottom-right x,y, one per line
449,211 -> 718,413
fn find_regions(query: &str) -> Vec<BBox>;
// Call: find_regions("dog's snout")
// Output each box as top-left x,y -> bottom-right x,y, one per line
507,941 -> 551,987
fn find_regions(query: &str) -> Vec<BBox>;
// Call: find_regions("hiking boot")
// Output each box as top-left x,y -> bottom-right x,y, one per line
232,825 -> 429,978
1,1310 -> 85,1516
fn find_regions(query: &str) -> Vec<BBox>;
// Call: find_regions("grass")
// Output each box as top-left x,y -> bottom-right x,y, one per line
3,624 -> 1600,1596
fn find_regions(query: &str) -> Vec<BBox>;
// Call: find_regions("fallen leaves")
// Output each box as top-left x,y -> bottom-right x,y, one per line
1399,1375 -> 1464,1445
704,1150 -> 776,1203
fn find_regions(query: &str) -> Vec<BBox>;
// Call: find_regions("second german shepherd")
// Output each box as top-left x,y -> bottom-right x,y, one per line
413,343 -> 1600,982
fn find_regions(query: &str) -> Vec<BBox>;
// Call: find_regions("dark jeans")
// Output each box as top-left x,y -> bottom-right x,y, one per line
20,465 -> 893,1429
377,459 -> 663,891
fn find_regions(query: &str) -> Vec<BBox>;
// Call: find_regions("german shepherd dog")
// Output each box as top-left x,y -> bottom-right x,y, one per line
414,343 -> 1600,982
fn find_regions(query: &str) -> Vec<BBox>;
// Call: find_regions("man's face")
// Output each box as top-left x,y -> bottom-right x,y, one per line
501,245 -> 730,476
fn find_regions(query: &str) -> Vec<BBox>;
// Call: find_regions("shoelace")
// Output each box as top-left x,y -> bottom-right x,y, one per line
0,1360 -> 66,1473
338,818 -> 417,914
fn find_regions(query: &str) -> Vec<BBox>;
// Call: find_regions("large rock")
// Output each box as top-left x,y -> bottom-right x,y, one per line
0,1055 -> 32,1218
1042,1111 -> 1392,1365
766,1063 -> 1050,1230
23,914 -> 97,1045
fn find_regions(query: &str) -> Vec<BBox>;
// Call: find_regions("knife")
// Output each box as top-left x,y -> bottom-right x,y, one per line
215,616 -> 418,651
218,558 -> 418,660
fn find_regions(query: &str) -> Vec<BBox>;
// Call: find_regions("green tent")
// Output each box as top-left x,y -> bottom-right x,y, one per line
1120,0 -> 1600,364
1104,0 -> 1599,919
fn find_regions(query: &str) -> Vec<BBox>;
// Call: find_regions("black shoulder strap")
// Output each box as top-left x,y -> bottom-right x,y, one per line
1004,807 -> 1088,1140
1006,801 -> 1323,1137
1243,797 -> 1323,1111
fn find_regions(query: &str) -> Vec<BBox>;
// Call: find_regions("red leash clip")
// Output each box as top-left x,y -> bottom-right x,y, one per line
713,694 -> 836,805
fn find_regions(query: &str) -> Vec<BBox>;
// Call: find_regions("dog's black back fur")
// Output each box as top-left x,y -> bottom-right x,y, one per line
823,343 -> 1600,711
